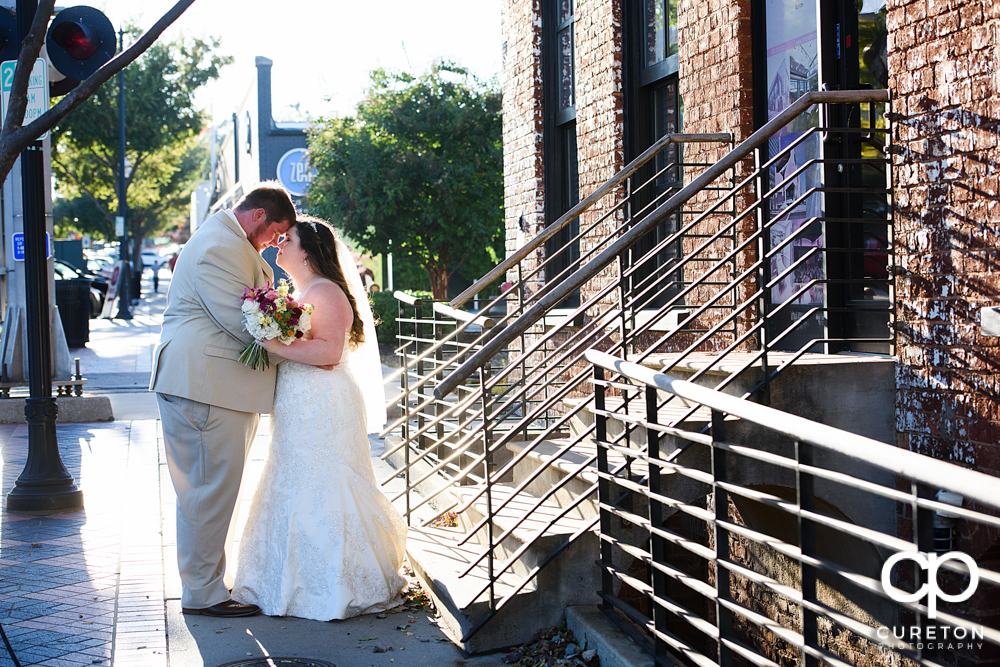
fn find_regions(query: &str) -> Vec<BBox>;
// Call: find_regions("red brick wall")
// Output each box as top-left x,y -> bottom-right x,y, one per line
677,0 -> 754,146
672,0 -> 757,347
575,0 -> 626,310
887,0 -> 1000,528
502,0 -> 546,291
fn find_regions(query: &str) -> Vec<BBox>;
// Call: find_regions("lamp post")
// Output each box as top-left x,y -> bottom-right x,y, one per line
113,26 -> 132,320
6,0 -> 84,511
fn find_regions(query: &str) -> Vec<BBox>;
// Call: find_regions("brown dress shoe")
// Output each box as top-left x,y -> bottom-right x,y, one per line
182,600 -> 262,617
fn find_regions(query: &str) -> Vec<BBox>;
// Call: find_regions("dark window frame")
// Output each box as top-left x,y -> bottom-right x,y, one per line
542,0 -> 581,306
622,0 -> 684,309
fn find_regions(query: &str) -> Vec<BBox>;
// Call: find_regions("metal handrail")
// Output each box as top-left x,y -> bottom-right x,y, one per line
449,132 -> 732,308
585,350 -> 1000,511
436,89 -> 890,398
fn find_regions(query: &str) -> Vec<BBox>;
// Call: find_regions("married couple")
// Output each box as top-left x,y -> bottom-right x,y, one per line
149,182 -> 407,620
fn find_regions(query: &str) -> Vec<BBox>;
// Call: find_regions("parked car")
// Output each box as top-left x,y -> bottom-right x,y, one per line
140,251 -> 169,271
54,259 -> 109,318
86,257 -> 115,279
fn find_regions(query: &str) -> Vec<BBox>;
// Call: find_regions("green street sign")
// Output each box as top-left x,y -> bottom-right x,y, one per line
1,59 -> 49,140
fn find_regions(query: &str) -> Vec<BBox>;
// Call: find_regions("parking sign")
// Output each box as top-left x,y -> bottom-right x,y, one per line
1,59 -> 49,140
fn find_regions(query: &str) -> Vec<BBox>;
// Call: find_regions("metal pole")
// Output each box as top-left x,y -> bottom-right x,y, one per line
6,0 -> 84,511
113,27 -> 132,319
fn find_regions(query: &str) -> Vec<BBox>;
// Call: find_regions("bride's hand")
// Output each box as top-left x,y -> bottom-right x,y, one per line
256,337 -> 284,355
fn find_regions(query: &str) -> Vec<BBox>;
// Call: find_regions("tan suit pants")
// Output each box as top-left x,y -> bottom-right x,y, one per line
157,393 -> 260,609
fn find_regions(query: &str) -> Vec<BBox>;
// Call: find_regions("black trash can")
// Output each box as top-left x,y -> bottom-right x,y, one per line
55,277 -> 92,347
131,263 -> 142,299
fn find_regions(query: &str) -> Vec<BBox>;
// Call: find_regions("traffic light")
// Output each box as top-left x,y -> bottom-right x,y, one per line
46,6 -> 114,95
0,8 -> 18,63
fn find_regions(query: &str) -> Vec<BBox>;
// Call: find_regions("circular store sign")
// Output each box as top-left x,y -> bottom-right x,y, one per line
276,148 -> 317,197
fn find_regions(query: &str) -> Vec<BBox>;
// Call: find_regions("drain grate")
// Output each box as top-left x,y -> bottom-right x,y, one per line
215,659 -> 336,667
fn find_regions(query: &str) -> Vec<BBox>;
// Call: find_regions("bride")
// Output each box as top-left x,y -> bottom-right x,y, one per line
231,216 -> 407,621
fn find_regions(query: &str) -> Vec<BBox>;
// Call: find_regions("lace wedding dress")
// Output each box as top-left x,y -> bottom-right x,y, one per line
231,344 -> 407,621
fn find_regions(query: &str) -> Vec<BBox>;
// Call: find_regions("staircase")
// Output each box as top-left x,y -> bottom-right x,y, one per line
380,89 -> 893,653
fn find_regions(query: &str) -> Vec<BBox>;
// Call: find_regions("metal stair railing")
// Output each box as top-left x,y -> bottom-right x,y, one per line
585,349 -> 1000,667
381,89 -> 893,645
380,133 -> 730,521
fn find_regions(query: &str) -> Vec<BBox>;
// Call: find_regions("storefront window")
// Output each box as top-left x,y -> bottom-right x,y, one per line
764,0 -> 822,307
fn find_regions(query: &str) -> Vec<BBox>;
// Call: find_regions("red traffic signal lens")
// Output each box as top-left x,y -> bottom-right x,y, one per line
57,24 -> 97,60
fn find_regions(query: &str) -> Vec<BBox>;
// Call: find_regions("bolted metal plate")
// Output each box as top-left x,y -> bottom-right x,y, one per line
215,660 -> 336,667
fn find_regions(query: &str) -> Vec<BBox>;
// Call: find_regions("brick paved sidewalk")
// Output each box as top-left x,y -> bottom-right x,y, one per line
0,421 -> 164,667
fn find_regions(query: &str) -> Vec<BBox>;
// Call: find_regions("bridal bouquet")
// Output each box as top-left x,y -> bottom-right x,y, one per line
238,279 -> 314,370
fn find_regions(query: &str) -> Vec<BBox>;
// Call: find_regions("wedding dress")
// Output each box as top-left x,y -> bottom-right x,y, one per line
231,339 -> 407,621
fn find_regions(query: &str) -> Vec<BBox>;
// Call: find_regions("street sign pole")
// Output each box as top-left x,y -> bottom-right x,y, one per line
6,0 -> 83,511
114,27 -> 131,320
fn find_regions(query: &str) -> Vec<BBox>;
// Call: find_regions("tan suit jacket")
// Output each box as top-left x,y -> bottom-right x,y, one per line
150,210 -> 279,413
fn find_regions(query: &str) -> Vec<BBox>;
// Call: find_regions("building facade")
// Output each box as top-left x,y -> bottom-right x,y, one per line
501,0 -> 999,650
502,0 -> 999,471
206,56 -> 313,276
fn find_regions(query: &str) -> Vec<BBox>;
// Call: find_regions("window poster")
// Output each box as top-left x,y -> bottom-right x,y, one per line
765,0 -> 822,305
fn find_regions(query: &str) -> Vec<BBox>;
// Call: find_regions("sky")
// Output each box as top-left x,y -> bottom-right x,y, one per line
91,0 -> 503,123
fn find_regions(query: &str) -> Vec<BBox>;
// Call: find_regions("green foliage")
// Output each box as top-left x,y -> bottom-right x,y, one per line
50,29 -> 230,246
307,62 -> 503,299
391,250 -> 431,292
54,195 -> 110,239
371,290 -> 433,345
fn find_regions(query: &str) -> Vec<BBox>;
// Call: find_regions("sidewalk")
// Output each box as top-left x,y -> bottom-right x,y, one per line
0,272 -> 504,666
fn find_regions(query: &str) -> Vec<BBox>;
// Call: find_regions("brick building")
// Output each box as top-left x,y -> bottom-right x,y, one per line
500,0 -> 998,482
499,0 -> 999,656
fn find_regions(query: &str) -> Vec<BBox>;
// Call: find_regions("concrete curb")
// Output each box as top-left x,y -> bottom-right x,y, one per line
566,605 -> 654,667
0,395 -> 114,423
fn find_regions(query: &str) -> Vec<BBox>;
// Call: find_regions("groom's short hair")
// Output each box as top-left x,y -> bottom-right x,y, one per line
235,181 -> 297,225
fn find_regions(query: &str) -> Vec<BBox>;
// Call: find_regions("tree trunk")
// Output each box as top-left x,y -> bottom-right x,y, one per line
131,235 -> 143,269
427,263 -> 449,300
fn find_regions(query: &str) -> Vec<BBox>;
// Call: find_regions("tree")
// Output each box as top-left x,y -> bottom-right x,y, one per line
51,31 -> 226,259
54,137 -> 208,247
307,62 -> 503,300
0,0 -> 198,185
53,195 -> 109,239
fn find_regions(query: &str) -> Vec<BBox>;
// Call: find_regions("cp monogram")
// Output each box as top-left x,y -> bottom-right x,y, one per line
881,551 -> 979,619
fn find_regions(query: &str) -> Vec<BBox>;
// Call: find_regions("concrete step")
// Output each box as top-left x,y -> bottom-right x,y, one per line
452,483 -> 598,579
564,394 -> 738,448
406,524 -> 599,653
503,438 -> 652,518
382,435 -> 471,519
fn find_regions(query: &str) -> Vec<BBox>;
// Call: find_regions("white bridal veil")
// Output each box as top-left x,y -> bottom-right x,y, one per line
335,237 -> 388,433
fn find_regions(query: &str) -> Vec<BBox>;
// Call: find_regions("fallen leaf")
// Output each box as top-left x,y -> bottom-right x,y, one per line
359,636 -> 378,641
377,613 -> 387,619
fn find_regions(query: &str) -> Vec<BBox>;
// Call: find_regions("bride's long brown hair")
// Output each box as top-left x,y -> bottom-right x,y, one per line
293,216 -> 365,350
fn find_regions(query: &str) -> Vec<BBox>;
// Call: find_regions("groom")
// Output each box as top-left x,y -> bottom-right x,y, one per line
150,182 -> 296,617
